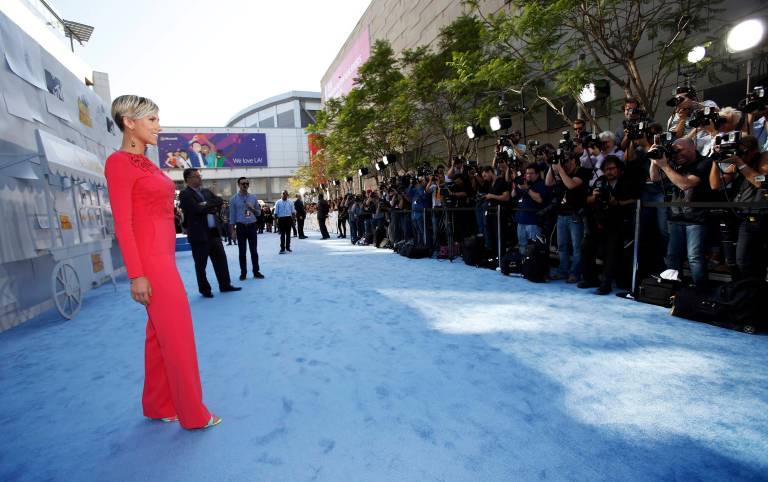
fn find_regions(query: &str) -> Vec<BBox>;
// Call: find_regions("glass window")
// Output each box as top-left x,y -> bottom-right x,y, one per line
277,110 -> 295,128
252,178 -> 267,195
259,116 -> 275,128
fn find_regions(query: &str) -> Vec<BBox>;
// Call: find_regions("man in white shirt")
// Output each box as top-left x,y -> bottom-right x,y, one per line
274,190 -> 296,253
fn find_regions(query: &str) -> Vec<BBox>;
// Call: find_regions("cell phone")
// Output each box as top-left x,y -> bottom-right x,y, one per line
718,162 -> 734,172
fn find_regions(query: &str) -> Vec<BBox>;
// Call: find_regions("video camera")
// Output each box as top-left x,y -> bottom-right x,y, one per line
711,131 -> 743,161
623,120 -> 650,140
688,106 -> 725,129
665,84 -> 698,107
647,132 -> 676,160
739,86 -> 766,114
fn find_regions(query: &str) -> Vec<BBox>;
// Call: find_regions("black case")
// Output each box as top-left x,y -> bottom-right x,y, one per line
671,279 -> 767,334
636,277 -> 680,307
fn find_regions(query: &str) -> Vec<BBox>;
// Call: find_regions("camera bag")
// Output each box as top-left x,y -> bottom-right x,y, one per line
374,226 -> 388,248
636,276 -> 680,307
522,238 -> 549,283
500,250 -> 524,275
462,235 -> 486,267
399,240 -> 430,259
671,278 -> 767,334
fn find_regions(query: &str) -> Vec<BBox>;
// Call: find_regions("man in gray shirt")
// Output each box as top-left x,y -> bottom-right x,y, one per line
229,177 -> 265,280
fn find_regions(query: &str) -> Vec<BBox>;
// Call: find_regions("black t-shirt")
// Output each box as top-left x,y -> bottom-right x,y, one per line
593,175 -> 639,225
665,154 -> 713,224
488,177 -> 510,207
553,167 -> 592,215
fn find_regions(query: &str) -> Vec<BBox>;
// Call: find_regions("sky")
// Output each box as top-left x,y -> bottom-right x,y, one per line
52,0 -> 371,126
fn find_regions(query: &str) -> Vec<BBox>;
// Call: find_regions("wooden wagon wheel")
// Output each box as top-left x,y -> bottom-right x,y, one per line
51,261 -> 82,319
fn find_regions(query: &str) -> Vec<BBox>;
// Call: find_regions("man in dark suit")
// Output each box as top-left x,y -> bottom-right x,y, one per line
178,169 -> 241,297
294,194 -> 307,239
317,193 -> 331,239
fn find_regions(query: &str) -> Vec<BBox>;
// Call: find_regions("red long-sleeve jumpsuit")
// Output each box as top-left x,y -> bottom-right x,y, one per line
105,151 -> 211,429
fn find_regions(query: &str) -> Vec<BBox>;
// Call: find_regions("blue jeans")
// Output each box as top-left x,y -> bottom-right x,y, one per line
517,224 -> 542,254
475,201 -> 488,236
667,222 -> 708,285
556,214 -> 584,278
412,212 -> 425,245
349,218 -> 358,242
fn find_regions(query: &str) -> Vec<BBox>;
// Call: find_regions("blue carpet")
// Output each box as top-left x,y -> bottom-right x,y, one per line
1,232 -> 766,481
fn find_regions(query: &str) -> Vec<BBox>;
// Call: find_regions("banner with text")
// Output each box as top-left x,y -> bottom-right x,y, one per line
158,132 -> 268,169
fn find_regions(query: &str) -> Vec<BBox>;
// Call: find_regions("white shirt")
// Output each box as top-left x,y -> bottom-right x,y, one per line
274,199 -> 296,218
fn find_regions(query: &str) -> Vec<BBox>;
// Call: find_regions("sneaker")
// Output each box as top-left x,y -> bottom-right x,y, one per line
577,279 -> 600,289
566,275 -> 578,284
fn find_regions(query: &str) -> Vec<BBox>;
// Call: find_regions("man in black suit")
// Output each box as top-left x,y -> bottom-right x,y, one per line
178,169 -> 241,297
317,193 -> 331,239
294,194 -> 307,239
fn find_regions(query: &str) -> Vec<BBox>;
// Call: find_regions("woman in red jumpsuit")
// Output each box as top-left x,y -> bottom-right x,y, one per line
105,95 -> 220,430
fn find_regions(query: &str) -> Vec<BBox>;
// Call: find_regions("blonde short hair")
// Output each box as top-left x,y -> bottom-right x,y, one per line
718,106 -> 742,125
111,95 -> 159,132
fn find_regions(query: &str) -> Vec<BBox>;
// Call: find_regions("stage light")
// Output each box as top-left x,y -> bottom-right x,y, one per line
466,125 -> 487,139
726,19 -> 765,53
579,83 -> 596,103
687,45 -> 707,63
489,115 -> 512,132
375,161 -> 384,171
382,153 -> 397,165
299,187 -> 306,196
358,167 -> 369,176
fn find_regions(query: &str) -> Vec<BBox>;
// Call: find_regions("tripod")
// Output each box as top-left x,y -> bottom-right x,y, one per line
436,204 -> 456,261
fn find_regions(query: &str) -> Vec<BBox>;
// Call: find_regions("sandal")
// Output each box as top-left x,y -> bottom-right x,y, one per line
149,415 -> 178,423
197,415 -> 222,430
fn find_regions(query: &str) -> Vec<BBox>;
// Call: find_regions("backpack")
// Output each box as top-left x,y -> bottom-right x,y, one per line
500,250 -> 524,276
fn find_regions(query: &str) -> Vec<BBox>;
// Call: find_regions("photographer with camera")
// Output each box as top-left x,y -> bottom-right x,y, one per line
579,156 -> 639,294
650,137 -> 712,287
480,166 -> 511,253
616,97 -> 654,151
741,87 -> 767,150
582,131 -> 625,187
511,164 -> 549,254
689,106 -> 744,157
406,175 -> 431,246
666,85 -> 700,138
709,134 -> 768,280
545,151 -> 592,282
427,165 -> 447,252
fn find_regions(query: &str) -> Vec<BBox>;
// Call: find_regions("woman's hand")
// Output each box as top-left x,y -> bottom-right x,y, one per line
130,277 -> 152,306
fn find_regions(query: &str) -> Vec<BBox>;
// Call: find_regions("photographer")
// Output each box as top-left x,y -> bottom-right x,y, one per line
709,134 -> 768,280
496,130 -> 527,164
690,106 -> 743,157
615,97 -> 654,151
650,138 -> 712,287
572,118 -> 591,143
481,166 -> 511,253
581,131 -> 625,187
512,164 -> 549,254
666,86 -> 699,138
545,151 -> 592,282
580,156 -> 639,294
406,176 -> 431,246
427,166 -> 446,251
743,89 -> 767,150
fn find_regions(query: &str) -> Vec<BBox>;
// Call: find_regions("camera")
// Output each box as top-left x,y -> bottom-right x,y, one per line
665,84 -> 698,107
593,178 -> 612,206
558,131 -> 574,151
739,86 -> 766,113
416,164 -> 433,177
653,131 -> 674,147
547,148 -> 567,165
688,106 -> 723,128
711,131 -> 742,160
623,120 -> 649,140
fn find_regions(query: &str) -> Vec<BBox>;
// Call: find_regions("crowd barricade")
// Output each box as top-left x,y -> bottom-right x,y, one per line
305,212 -> 339,235
308,201 -> 768,290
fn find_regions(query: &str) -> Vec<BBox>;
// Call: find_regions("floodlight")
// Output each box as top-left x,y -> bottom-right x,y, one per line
687,45 -> 707,63
299,187 -> 306,195
726,19 -> 765,53
579,83 -> 596,103
466,125 -> 488,139
358,167 -> 369,176
489,115 -> 512,132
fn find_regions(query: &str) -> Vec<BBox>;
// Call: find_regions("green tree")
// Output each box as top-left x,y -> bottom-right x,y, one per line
464,0 -> 722,127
